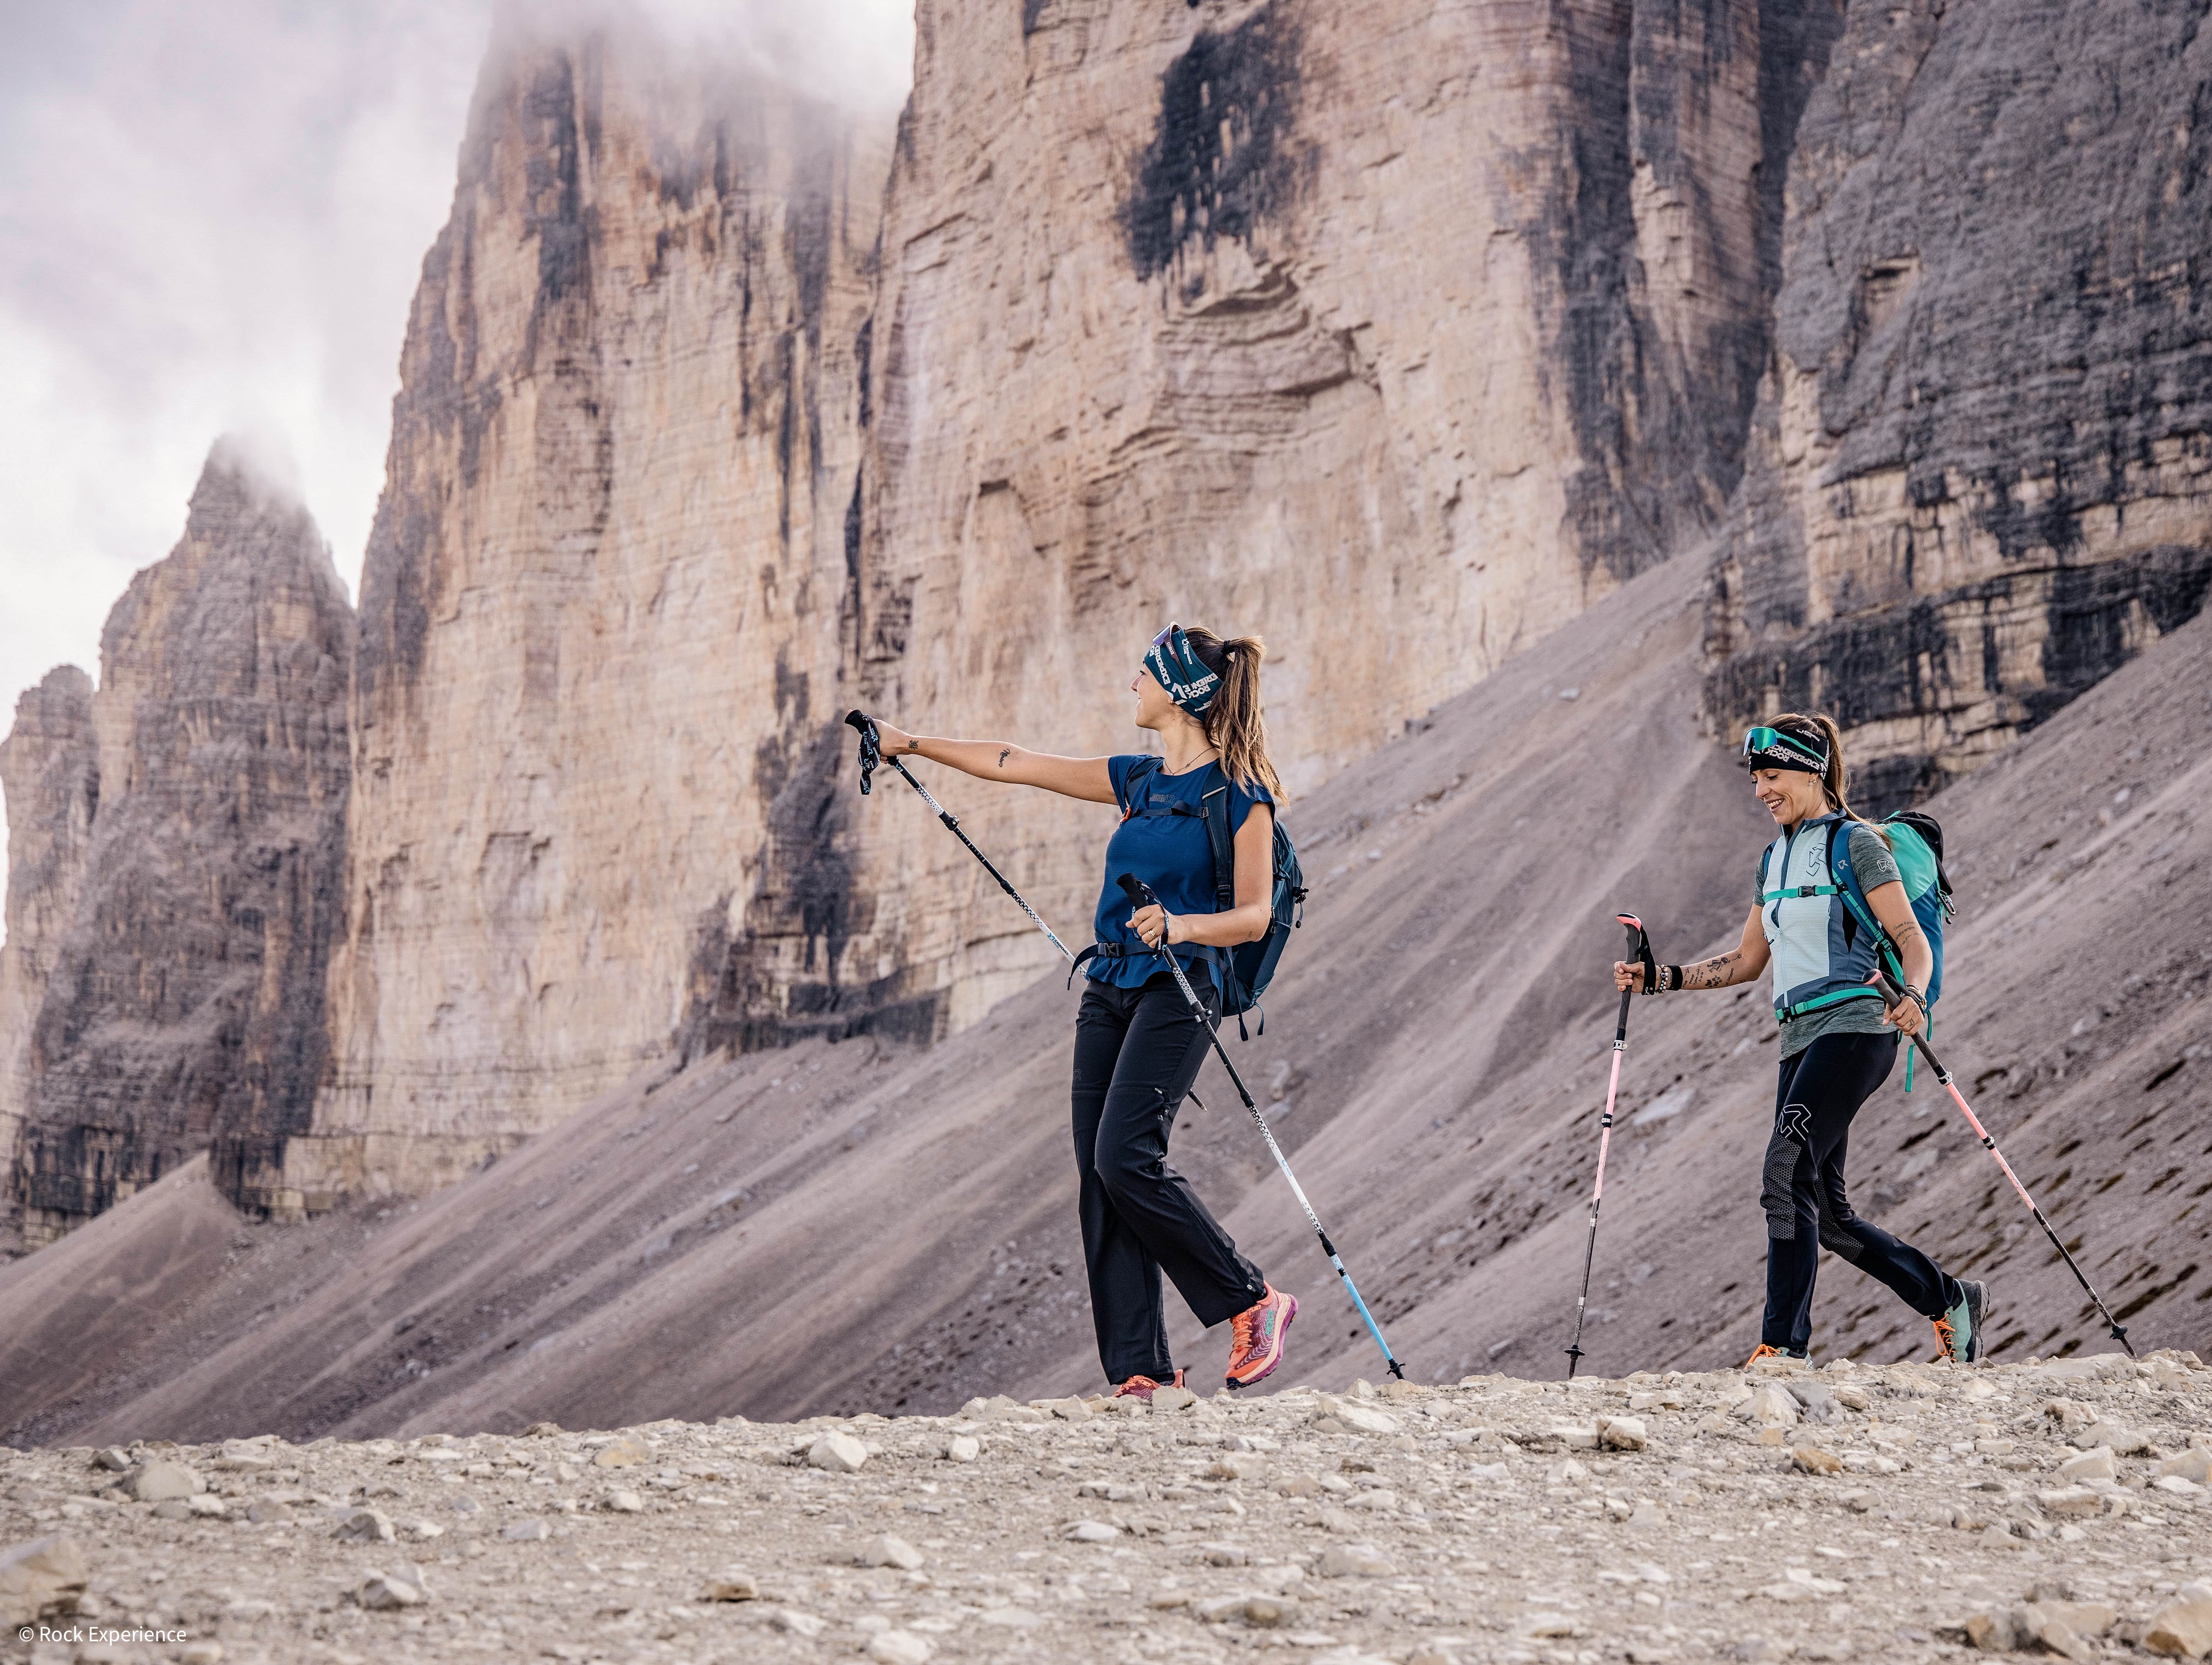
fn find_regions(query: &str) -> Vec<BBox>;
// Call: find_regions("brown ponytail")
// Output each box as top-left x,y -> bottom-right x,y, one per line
1770,711 -> 1884,841
1181,626 -> 1284,800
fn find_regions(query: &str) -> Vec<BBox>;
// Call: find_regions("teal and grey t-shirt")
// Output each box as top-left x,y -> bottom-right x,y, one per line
1761,822 -> 1902,1057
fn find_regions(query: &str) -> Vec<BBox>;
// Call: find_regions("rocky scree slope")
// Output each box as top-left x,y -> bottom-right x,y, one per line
4,1352 -> 2212,1665
4,557 -> 2208,1449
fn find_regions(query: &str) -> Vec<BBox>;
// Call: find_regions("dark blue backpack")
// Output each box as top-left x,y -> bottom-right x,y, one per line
1123,756 -> 1304,1037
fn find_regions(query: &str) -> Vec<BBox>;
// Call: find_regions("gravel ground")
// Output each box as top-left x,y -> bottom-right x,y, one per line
5,1350 -> 2211,1665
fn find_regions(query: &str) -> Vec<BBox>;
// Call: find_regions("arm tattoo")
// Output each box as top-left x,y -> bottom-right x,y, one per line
997,748 -> 1012,769
1682,951 -> 1741,990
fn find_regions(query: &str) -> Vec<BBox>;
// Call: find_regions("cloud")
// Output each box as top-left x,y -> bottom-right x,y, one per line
0,0 -> 915,943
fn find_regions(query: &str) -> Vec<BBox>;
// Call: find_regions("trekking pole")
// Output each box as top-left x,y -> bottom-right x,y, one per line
1872,967 -> 2136,1359
1115,873 -> 1405,1380
844,711 -> 1075,963
1565,913 -> 1650,1380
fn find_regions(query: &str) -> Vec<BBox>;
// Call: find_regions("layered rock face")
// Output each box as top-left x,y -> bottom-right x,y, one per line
824,0 -> 1845,1032
1703,0 -> 2212,806
0,445 -> 351,1246
271,27 -> 893,1213
290,4 -> 1840,1202
0,668 -> 98,1239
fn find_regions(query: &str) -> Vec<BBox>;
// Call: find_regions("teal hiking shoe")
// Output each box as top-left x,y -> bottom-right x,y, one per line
1934,1280 -> 1988,1363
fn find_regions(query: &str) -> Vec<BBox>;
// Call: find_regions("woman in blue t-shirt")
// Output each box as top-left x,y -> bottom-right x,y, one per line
864,623 -> 1296,1399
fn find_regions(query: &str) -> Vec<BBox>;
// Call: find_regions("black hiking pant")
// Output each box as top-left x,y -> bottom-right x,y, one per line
1072,973 -> 1268,1384
1761,1030 -> 1961,1354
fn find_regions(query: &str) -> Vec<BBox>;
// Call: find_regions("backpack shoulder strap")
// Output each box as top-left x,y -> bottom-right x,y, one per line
1201,779 -> 1234,913
1120,754 -> 1163,815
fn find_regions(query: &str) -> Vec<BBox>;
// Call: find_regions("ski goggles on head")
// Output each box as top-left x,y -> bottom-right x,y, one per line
1739,725 -> 1828,774
1143,622 -> 1221,717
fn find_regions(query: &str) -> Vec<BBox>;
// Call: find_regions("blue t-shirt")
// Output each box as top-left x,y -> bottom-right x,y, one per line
1087,755 -> 1274,993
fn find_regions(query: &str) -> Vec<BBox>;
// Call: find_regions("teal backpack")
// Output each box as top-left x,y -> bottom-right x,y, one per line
1831,809 -> 1956,1085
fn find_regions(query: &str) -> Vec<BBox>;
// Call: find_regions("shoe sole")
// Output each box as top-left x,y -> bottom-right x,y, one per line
1225,1294 -> 1296,1390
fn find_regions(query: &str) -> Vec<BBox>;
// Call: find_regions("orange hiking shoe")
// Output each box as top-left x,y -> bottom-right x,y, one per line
1743,1343 -> 1803,1367
1225,1285 -> 1296,1390
1110,1370 -> 1184,1404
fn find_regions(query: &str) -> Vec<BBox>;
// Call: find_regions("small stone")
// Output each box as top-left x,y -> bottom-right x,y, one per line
593,1437 -> 649,1468
944,1435 -> 980,1463
407,1519 -> 444,1540
1244,1593 -> 1297,1628
857,1533 -> 925,1570
605,1490 -> 645,1513
0,1533 -> 87,1629
1151,1385 -> 1199,1413
1599,1415 -> 1649,1451
868,1632 -> 934,1665
1792,1447 -> 1843,1476
2155,1474 -> 2203,1495
1209,1452 -> 1269,1481
2160,1449 -> 2212,1484
1733,1385 -> 1800,1429
1038,1396 -> 1091,1422
1317,1542 -> 1396,1578
2145,1595 -> 2212,1660
1314,1394 -> 1399,1435
977,1606 -> 1043,1627
523,1420 -> 563,1437
178,1644 -> 225,1665
2072,1422 -> 2150,1455
1064,1521 -> 1120,1543
92,1448 -> 131,1472
357,1570 -> 425,1610
186,1494 -> 228,1518
2041,1601 -> 2118,1639
1202,1541 -> 1248,1566
2060,1447 -> 2118,1482
127,1460 -> 206,1502
808,1432 -> 869,1473
773,1607 -> 827,1637
246,1501 -> 292,1524
2036,1486 -> 2104,1518
501,1517 -> 550,1541
1550,1423 -> 1603,1449
1195,1594 -> 1249,1622
335,1508 -> 396,1542
701,1571 -> 760,1601
150,1500 -> 192,1521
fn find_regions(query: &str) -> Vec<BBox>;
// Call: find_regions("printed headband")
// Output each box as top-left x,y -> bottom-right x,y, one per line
1739,724 -> 1829,775
1143,623 -> 1221,717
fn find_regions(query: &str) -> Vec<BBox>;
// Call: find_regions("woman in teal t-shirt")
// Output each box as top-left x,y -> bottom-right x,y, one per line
865,624 -> 1297,1398
1612,712 -> 1985,1366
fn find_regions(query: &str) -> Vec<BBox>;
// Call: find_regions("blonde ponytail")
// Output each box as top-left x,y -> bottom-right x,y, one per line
1181,626 -> 1284,800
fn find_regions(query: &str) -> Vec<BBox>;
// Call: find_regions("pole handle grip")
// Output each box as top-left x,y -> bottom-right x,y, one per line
844,710 -> 879,796
1117,872 -> 1155,908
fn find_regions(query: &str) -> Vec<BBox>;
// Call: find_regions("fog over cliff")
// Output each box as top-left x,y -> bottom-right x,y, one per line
0,0 -> 915,935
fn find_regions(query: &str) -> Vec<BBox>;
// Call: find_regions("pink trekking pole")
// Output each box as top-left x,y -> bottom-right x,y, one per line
1871,967 -> 2135,1358
1565,913 -> 1650,1379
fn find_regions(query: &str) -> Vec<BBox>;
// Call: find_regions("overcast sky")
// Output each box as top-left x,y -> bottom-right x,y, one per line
0,0 -> 913,940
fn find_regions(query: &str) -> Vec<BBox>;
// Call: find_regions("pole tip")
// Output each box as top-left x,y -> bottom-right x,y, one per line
1388,1361 -> 1406,1379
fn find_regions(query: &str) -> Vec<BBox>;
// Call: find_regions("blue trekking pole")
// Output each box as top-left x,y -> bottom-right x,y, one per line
1116,873 -> 1405,1380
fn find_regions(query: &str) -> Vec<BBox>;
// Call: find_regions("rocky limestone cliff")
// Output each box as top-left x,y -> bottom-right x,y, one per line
708,0 -> 1849,1040
293,3 -> 1845,1207
1703,0 -> 2212,806
0,443 -> 351,1247
268,25 -> 894,1215
0,668 -> 98,1247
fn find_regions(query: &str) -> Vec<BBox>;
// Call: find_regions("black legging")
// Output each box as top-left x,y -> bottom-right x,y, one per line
1071,973 -> 1268,1383
1760,1030 -> 1961,1354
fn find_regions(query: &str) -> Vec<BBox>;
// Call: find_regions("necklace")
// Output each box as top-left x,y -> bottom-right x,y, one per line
1161,748 -> 1217,777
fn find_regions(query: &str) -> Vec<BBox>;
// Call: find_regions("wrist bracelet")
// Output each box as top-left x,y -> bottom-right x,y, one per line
1667,965 -> 1682,993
